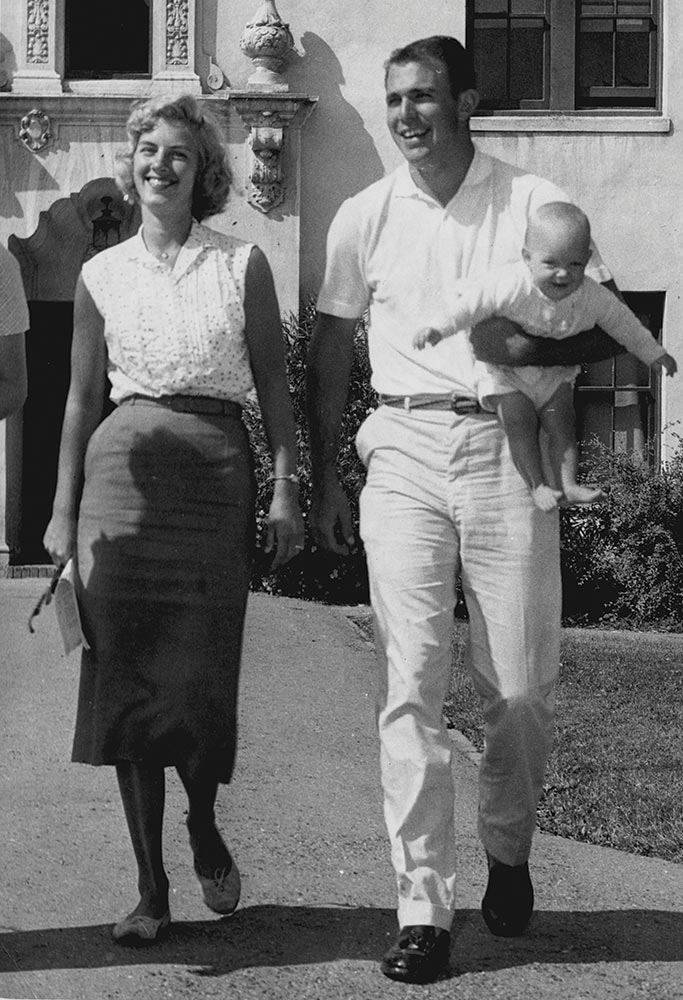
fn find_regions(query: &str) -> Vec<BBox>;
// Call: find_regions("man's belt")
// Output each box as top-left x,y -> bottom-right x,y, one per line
121,394 -> 243,418
378,393 -> 483,414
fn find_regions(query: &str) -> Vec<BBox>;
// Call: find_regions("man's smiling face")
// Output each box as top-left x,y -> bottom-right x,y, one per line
385,58 -> 463,170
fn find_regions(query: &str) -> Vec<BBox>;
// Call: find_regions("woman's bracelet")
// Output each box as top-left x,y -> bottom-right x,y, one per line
271,473 -> 300,486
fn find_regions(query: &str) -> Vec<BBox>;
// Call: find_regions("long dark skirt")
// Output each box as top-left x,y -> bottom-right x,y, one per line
72,398 -> 256,782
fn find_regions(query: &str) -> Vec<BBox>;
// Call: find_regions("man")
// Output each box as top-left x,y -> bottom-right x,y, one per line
306,37 -> 621,984
0,243 -> 28,419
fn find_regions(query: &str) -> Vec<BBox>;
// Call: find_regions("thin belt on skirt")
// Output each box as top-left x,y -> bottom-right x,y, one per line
119,393 -> 243,419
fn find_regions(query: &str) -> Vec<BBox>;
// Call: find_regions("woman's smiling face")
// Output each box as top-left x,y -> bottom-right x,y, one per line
133,119 -> 199,215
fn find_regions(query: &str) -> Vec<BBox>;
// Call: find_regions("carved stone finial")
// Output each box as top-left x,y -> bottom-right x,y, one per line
239,0 -> 294,92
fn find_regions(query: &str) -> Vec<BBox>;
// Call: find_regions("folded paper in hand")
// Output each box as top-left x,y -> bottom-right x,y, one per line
54,558 -> 90,655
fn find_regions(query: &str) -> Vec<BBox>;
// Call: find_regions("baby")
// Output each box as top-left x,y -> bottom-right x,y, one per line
414,202 -> 676,511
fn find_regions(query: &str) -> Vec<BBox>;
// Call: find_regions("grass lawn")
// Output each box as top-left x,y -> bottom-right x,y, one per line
444,623 -> 683,862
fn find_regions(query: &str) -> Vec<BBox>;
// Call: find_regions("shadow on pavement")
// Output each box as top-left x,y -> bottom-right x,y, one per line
2,905 -> 683,976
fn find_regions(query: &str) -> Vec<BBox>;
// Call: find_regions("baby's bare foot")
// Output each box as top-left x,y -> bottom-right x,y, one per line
532,484 -> 563,512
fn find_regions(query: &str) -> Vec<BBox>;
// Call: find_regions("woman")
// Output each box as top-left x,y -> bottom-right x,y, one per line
43,94 -> 304,944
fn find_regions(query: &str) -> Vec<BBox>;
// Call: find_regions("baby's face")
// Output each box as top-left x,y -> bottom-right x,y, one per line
523,225 -> 590,301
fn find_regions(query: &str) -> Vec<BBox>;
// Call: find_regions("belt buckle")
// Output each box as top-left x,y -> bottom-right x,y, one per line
450,395 -> 479,415
169,396 -> 222,415
201,398 -> 224,415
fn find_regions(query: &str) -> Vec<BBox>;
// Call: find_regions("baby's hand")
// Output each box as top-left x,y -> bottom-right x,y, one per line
657,353 -> 677,376
413,327 -> 445,350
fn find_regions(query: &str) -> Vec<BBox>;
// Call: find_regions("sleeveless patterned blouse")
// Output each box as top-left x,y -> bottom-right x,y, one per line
81,221 -> 255,404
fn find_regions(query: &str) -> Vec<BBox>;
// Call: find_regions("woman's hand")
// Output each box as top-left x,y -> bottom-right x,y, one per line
264,483 -> 305,568
43,509 -> 77,569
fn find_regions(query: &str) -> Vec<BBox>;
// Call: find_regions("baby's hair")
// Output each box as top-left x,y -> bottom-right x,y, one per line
526,201 -> 591,254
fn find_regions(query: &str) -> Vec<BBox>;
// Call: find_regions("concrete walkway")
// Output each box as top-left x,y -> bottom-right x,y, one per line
2,577 -> 683,999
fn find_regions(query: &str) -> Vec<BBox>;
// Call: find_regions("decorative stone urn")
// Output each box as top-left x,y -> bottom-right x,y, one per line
239,0 -> 294,91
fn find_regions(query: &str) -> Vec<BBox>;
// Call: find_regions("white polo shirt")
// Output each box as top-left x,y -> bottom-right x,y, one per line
316,149 -> 611,397
0,244 -> 29,338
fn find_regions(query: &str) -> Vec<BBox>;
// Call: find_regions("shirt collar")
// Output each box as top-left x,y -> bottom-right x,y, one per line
127,220 -> 218,277
393,146 -> 494,204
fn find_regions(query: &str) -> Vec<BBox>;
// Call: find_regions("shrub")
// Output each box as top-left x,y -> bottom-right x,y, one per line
245,301 -> 375,604
560,439 -> 683,629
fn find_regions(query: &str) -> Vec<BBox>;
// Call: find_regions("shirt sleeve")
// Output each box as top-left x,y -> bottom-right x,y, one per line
443,266 -> 526,334
0,245 -> 29,337
316,197 -> 370,319
587,281 -> 665,364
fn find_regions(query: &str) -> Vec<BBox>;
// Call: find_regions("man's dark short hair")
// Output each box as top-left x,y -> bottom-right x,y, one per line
385,36 -> 476,101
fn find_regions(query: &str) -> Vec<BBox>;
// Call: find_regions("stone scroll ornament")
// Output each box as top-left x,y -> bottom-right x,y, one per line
248,122 -> 285,213
19,108 -> 51,151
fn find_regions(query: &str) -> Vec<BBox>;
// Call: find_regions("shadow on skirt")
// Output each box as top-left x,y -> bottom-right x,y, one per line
73,399 -> 256,782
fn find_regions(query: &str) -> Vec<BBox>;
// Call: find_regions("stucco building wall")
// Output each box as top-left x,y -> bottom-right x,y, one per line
0,0 -> 681,559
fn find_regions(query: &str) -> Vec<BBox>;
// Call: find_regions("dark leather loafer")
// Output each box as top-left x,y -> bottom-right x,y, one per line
481,854 -> 534,937
380,924 -> 451,983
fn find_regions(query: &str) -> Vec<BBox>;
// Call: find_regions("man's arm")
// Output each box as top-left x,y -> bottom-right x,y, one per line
0,333 -> 27,420
470,279 -> 626,367
306,312 -> 358,555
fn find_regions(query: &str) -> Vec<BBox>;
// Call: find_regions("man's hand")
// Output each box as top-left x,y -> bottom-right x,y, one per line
309,476 -> 356,556
470,315 -> 625,368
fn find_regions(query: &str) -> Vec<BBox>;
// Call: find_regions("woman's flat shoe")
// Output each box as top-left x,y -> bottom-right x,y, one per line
112,910 -> 171,944
195,860 -> 241,915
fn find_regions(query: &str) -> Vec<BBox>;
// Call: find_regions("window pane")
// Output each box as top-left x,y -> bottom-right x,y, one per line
475,0 -> 508,13
576,392 -> 613,450
511,0 -> 546,12
579,26 -> 614,90
579,357 -> 614,388
614,388 -> 650,455
615,352 -> 650,388
473,23 -> 509,104
581,2 -> 654,16
615,23 -> 650,86
581,3 -> 618,14
579,0 -> 617,17
617,2 -> 654,13
66,0 -> 151,78
510,22 -> 545,100
576,292 -> 662,465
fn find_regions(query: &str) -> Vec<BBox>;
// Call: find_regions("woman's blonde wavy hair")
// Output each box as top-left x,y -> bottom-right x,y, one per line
115,94 -> 232,221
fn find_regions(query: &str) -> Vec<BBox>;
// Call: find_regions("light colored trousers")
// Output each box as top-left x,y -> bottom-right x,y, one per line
356,405 -> 561,932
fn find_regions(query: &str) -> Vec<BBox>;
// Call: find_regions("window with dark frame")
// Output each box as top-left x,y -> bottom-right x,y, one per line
65,0 -> 152,79
574,292 -> 664,466
468,1 -> 660,112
